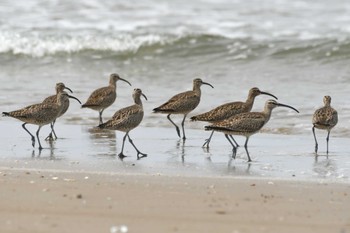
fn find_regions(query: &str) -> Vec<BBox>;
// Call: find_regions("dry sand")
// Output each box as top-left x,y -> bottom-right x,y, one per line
0,168 -> 349,233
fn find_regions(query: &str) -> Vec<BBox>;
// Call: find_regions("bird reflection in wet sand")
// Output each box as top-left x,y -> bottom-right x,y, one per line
31,140 -> 56,159
313,157 -> 337,178
86,127 -> 117,157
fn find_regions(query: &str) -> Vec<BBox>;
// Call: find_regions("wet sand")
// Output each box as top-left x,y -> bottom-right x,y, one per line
0,121 -> 349,232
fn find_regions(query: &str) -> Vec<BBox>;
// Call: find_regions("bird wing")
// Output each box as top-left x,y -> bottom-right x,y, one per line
154,91 -> 199,112
84,86 -> 114,106
212,112 -> 266,133
192,101 -> 246,122
42,95 -> 57,104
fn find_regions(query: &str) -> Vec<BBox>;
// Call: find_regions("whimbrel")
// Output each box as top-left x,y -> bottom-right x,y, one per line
191,87 -> 277,148
42,83 -> 81,140
2,92 -> 81,150
153,78 -> 214,140
312,96 -> 338,154
205,100 -> 299,162
82,73 -> 131,125
98,88 -> 147,159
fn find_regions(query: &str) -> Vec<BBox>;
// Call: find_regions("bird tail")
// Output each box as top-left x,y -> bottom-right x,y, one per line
190,115 -> 201,121
97,122 -> 107,129
153,107 -> 174,113
204,125 -> 226,131
2,112 -> 9,117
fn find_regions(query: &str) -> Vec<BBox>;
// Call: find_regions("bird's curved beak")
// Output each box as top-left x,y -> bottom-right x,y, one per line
68,94 -> 82,104
202,81 -> 214,88
64,86 -> 73,93
277,103 -> 299,113
260,91 -> 278,100
120,78 -> 132,86
142,93 -> 148,101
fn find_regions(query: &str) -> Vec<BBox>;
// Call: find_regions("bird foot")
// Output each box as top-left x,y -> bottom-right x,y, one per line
118,153 -> 127,160
137,152 -> 147,160
202,139 -> 210,148
45,134 -> 55,141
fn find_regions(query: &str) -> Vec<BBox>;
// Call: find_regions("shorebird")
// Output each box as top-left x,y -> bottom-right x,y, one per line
82,73 -> 131,125
191,87 -> 278,148
312,96 -> 338,154
153,78 -> 214,140
205,100 -> 299,162
42,83 -> 81,141
2,92 -> 81,150
98,88 -> 147,159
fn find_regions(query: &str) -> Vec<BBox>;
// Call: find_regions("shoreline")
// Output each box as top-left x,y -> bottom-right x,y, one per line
0,121 -> 349,182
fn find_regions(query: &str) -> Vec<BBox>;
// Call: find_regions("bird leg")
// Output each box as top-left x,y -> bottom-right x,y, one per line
181,114 -> 187,141
45,120 -> 57,141
326,130 -> 330,155
99,109 -> 104,125
22,123 -> 35,148
127,134 -> 147,160
224,134 -> 237,150
202,130 -> 214,148
36,126 -> 43,150
118,133 -> 128,159
244,137 -> 252,162
312,126 -> 318,154
167,114 -> 181,138
224,134 -> 237,159
229,135 -> 239,147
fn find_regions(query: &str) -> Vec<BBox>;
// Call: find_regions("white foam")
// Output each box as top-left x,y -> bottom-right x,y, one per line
0,31 -> 171,57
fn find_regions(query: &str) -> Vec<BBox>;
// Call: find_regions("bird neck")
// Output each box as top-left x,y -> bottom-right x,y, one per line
134,95 -> 143,106
193,85 -> 201,95
245,94 -> 256,111
262,106 -> 273,124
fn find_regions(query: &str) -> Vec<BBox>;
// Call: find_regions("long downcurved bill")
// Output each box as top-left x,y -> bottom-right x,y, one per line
64,86 -> 73,93
260,91 -> 278,100
142,93 -> 148,101
120,78 -> 132,86
202,81 -> 214,88
68,94 -> 82,104
277,103 -> 299,113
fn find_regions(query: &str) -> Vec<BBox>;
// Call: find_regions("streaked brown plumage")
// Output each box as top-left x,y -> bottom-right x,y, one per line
191,87 -> 278,148
98,88 -> 147,159
205,100 -> 299,162
42,83 -> 80,140
82,73 -> 131,125
153,78 -> 214,140
2,92 -> 79,150
312,96 -> 338,154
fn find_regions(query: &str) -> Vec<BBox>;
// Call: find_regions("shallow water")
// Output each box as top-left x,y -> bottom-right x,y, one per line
0,1 -> 349,180
1,0 -> 350,136
0,121 -> 348,182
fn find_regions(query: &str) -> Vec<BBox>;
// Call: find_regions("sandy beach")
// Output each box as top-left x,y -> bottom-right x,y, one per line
0,168 -> 349,233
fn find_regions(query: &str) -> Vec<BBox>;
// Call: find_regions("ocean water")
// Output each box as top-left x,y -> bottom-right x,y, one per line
1,0 -> 350,136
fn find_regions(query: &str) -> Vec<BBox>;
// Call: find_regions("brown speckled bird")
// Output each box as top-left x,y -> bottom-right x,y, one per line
3,92 -> 80,150
191,87 -> 277,148
98,88 -> 147,159
82,73 -> 131,125
312,96 -> 338,154
205,100 -> 299,162
42,83 -> 81,140
153,78 -> 214,140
